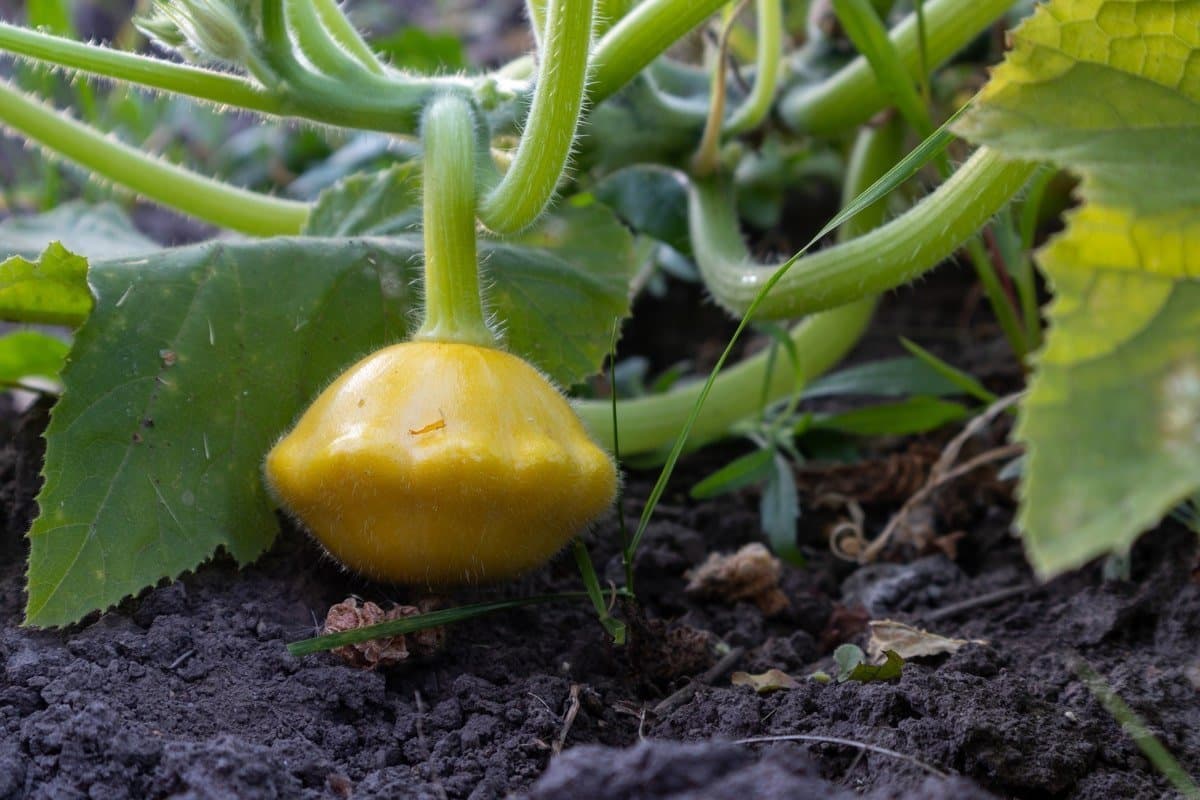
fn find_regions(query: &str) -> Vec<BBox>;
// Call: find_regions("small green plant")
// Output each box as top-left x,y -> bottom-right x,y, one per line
0,0 -> 1197,636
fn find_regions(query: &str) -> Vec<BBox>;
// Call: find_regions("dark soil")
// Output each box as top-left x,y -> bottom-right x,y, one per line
2,270 -> 1199,800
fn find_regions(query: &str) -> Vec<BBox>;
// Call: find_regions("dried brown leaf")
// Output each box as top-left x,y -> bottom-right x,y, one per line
685,543 -> 790,616
323,598 -> 445,669
731,668 -> 800,693
866,619 -> 987,662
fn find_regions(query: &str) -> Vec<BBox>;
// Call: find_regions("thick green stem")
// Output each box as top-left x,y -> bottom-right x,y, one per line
312,0 -> 386,75
259,0 -> 443,133
692,0 -> 746,176
0,77 -> 309,236
577,301 -> 874,453
590,0 -> 727,103
0,17 -> 443,133
690,147 -> 1037,319
596,0 -> 635,34
575,122 -> 904,455
414,96 -> 495,347
780,0 -> 1014,135
724,0 -> 782,135
0,21 -> 284,115
286,0 -> 382,81
478,0 -> 594,233
830,0 -> 1026,358
525,0 -> 547,49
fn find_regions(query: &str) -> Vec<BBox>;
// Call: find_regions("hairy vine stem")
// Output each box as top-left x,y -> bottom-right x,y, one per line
285,0 -> 383,81
478,0 -> 595,233
575,121 -> 906,455
589,0 -> 728,103
781,0 -> 1015,134
723,0 -> 782,135
0,77 -> 309,236
0,21 -> 285,115
312,0 -> 386,75
689,147 -> 1037,319
414,96 -> 496,347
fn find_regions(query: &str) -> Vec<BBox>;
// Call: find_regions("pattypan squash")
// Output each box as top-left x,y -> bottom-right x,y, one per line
265,341 -> 617,584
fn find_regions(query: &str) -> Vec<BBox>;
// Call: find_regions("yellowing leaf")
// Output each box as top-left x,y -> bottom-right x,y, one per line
0,242 -> 91,326
955,0 -> 1200,575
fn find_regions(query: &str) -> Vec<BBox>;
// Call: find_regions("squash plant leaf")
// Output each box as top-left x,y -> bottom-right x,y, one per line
306,165 -> 638,386
0,242 -> 92,326
955,0 -> 1200,575
0,330 -> 69,384
303,165 -> 423,237
27,189 -> 636,626
0,201 -> 159,261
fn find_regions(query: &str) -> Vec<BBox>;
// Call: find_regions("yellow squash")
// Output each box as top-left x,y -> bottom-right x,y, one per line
265,341 -> 617,584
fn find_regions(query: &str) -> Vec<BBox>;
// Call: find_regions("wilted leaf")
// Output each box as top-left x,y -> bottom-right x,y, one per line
0,242 -> 92,326
866,619 -> 987,661
732,668 -> 800,693
956,0 -> 1200,575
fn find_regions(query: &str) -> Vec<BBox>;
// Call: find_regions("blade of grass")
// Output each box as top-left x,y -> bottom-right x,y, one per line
610,319 -> 635,591
288,592 -> 617,656
625,107 -> 965,562
900,337 -> 997,404
573,539 -> 627,644
1075,660 -> 1200,800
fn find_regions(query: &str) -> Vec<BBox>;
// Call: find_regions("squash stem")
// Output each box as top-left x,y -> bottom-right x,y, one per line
414,96 -> 497,348
311,0 -> 387,75
576,120 -> 905,455
590,0 -> 727,103
780,0 -> 1014,135
0,76 -> 309,236
689,147 -> 1036,320
723,0 -> 783,135
285,0 -> 382,81
478,0 -> 595,233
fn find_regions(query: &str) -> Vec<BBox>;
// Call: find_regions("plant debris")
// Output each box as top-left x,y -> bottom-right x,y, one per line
731,668 -> 801,694
323,598 -> 446,669
834,644 -> 905,683
867,619 -> 989,661
684,543 -> 790,616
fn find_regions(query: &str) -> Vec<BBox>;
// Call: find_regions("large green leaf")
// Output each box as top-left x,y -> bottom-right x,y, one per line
306,167 -> 637,386
0,330 -> 69,383
955,0 -> 1200,574
27,189 -> 636,625
0,242 -> 92,325
303,165 -> 423,237
0,202 -> 158,261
